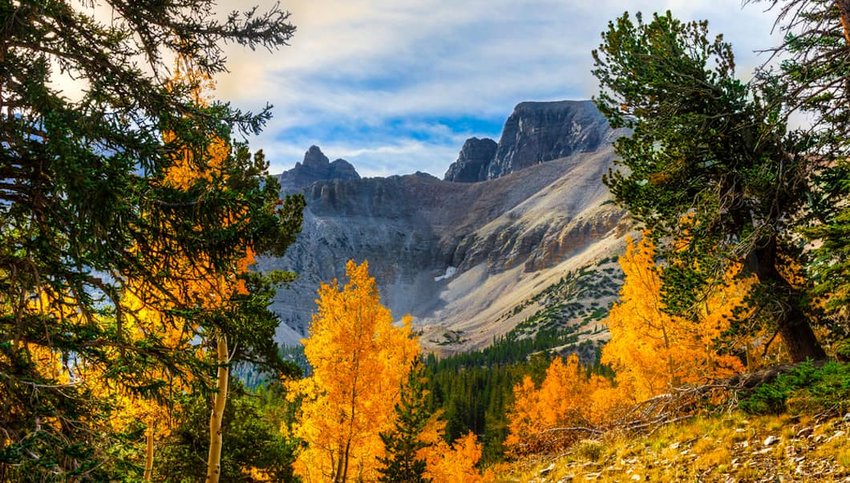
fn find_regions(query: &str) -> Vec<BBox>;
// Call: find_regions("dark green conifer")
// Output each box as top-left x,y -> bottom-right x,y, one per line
378,358 -> 432,482
592,11 -> 826,362
0,1 -> 303,477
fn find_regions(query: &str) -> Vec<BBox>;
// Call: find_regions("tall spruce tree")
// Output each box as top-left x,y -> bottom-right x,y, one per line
0,1 -> 303,478
378,358 -> 432,483
592,11 -> 826,362
749,0 -> 850,333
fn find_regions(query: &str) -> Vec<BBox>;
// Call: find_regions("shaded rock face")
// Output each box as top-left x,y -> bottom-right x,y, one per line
278,145 -> 360,192
488,100 -> 611,179
442,100 -> 613,182
260,100 -> 629,352
443,137 -> 498,182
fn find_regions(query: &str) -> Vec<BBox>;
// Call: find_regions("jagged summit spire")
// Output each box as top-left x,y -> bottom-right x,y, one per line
302,145 -> 330,168
278,145 -> 360,192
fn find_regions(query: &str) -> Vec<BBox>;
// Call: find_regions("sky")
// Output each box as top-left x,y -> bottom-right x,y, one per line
214,0 -> 784,178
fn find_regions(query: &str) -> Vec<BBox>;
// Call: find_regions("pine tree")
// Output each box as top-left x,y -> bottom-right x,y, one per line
0,2 -> 301,477
592,11 -> 826,362
748,0 -> 850,330
378,358 -> 432,483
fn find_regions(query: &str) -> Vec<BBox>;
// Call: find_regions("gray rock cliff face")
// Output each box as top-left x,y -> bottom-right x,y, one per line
443,137 -> 497,182
488,100 -> 612,179
442,100 -> 613,183
260,100 -> 629,353
278,145 -> 360,192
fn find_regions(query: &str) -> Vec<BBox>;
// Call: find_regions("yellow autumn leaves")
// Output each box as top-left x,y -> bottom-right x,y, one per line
506,235 -> 757,453
603,236 -> 750,401
288,260 -> 490,482
287,260 -> 419,481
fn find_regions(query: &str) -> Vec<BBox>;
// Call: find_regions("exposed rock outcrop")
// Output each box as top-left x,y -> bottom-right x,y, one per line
442,100 -> 613,183
261,100 -> 629,353
488,100 -> 612,179
278,145 -> 360,192
443,137 -> 498,183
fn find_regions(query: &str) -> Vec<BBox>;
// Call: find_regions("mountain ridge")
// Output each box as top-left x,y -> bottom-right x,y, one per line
262,100 -> 629,354
444,99 -> 614,182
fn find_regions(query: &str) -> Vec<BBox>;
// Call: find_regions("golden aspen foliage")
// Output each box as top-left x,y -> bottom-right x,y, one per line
109,60 -> 260,482
412,415 -> 491,482
505,234 -> 755,453
504,354 -> 625,453
420,430 -> 493,483
601,236 -> 750,402
288,260 -> 420,483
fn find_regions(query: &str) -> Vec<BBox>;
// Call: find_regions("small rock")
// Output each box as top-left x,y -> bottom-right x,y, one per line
631,475 -> 641,481
669,442 -> 680,449
763,435 -> 780,446
796,427 -> 813,438
557,475 -> 575,483
584,472 -> 601,480
842,413 -> 850,423
540,463 -> 556,475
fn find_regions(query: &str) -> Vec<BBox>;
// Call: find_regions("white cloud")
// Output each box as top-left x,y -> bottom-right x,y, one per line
212,0 -> 783,176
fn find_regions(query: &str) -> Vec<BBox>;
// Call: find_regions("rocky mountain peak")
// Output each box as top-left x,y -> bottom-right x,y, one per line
302,145 -> 330,168
263,99 -> 628,353
443,100 -> 613,182
443,137 -> 498,183
278,145 -> 360,192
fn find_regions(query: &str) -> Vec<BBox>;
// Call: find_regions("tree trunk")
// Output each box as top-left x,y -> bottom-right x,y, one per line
340,439 -> 352,483
205,335 -> 229,483
836,0 -> 850,45
334,446 -> 345,482
749,243 -> 826,362
143,419 -> 155,481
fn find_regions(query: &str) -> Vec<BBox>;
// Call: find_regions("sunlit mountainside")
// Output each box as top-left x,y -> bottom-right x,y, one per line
263,100 -> 629,355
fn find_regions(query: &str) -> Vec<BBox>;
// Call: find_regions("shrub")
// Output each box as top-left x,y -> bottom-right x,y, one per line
739,361 -> 850,415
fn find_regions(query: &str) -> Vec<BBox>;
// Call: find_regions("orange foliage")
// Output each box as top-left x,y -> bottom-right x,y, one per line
506,234 -> 755,453
287,260 -> 420,483
419,430 -> 493,483
115,65 -> 252,480
505,354 -> 627,453
601,236 -> 750,402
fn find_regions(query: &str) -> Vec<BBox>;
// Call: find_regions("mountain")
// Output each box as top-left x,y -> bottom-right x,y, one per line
277,145 -> 360,192
260,100 -> 630,355
443,137 -> 498,183
443,100 -> 613,182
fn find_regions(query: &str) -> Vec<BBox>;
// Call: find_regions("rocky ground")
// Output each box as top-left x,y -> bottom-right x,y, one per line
497,411 -> 850,482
